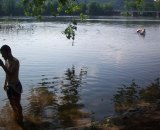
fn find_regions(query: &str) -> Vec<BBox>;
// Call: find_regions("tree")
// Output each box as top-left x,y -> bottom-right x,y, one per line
145,1 -> 155,11
154,0 -> 160,10
22,0 -> 83,40
124,0 -> 145,15
135,0 -> 145,14
124,0 -> 130,11
79,3 -> 87,14
154,0 -> 160,17
102,2 -> 113,15
1,0 -> 16,16
123,0 -> 133,15
88,2 -> 102,15
0,0 -> 2,15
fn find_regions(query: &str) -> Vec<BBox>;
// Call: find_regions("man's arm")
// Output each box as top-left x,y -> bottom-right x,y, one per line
0,59 -> 8,90
0,59 -> 9,74
0,59 -> 19,76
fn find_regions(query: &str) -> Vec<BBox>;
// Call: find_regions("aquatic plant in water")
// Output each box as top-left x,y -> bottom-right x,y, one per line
113,78 -> 160,112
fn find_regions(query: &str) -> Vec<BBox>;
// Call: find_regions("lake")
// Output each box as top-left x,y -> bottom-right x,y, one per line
0,17 -> 160,128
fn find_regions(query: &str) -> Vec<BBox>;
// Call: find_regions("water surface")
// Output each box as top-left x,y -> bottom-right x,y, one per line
0,18 -> 160,128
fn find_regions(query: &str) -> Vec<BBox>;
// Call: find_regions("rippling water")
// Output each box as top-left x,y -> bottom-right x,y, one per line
0,18 -> 160,128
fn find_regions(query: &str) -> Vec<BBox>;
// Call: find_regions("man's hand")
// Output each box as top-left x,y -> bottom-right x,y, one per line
4,85 -> 7,91
0,59 -> 4,67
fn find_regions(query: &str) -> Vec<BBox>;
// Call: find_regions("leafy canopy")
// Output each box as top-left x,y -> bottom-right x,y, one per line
22,0 -> 86,40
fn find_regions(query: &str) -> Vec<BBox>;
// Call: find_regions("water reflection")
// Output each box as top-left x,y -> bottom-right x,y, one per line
26,87 -> 56,122
57,66 -> 89,127
113,78 -> 160,113
0,18 -> 160,127
0,102 -> 23,129
0,23 -> 36,34
25,66 -> 89,128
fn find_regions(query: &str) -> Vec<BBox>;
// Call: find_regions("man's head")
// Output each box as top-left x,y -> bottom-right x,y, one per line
0,45 -> 12,60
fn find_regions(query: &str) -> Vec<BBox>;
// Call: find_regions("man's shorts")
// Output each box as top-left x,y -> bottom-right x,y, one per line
6,82 -> 22,99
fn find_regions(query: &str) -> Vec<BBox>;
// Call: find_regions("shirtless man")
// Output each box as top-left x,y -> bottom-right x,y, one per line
0,45 -> 23,125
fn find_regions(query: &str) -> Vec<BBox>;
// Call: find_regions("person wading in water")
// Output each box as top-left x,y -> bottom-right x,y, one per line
0,45 -> 23,126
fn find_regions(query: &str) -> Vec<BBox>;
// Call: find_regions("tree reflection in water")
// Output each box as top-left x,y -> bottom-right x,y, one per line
26,87 -> 57,124
25,66 -> 89,129
0,102 -> 25,129
57,66 -> 89,127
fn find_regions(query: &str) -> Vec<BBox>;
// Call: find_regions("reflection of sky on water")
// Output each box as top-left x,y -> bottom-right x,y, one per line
0,19 -> 160,124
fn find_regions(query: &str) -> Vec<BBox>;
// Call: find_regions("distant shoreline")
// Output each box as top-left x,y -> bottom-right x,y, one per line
0,16 -> 160,22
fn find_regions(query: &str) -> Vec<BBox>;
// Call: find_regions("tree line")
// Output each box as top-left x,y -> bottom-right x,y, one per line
0,0 -> 114,16
0,0 -> 160,17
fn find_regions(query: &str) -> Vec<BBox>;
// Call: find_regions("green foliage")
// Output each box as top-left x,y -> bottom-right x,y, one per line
123,0 -> 145,15
22,0 -> 47,16
120,11 -> 132,16
79,3 -> 87,14
154,0 -> 160,10
123,0 -> 156,14
1,0 -> 16,15
113,80 -> 139,106
102,2 -> 113,11
135,0 -> 145,13
0,0 -> 159,40
139,78 -> 160,102
63,20 -> 77,40
88,2 -> 103,15
80,13 -> 87,21
124,0 -> 130,11
113,78 -> 160,112
22,0 -> 81,40
22,0 -> 80,16
145,2 -> 155,11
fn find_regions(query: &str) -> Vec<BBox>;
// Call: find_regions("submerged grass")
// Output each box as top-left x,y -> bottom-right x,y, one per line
1,78 -> 160,130
113,78 -> 160,112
